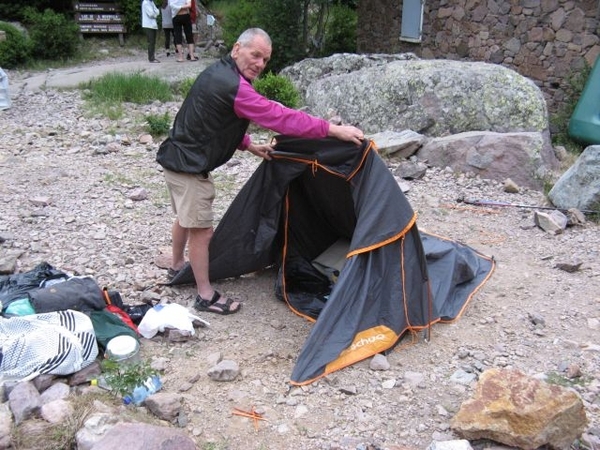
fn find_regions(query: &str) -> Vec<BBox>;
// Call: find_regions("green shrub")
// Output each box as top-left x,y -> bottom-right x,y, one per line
550,63 -> 591,154
116,0 -> 146,36
253,72 -> 300,108
256,0 -> 304,73
221,0 -> 259,49
320,4 -> 357,56
222,0 -> 303,73
81,72 -> 173,105
22,8 -> 80,60
101,358 -> 159,398
0,22 -> 33,69
146,112 -> 171,136
0,1 -> 74,21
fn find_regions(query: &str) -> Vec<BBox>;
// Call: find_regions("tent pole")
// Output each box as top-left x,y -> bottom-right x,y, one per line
457,197 -> 597,215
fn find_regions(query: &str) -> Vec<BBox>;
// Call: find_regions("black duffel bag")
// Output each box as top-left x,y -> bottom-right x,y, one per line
28,276 -> 106,313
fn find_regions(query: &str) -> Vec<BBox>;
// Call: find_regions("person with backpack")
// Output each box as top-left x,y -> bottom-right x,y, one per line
156,28 -> 364,316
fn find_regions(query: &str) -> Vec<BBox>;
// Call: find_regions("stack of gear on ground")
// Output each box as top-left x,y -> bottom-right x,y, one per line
0,262 -> 150,382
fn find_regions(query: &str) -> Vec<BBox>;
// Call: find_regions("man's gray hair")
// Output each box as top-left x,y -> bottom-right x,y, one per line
236,28 -> 272,47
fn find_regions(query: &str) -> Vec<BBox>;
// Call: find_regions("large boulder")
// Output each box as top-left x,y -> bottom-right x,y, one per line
283,54 -> 558,190
280,53 -> 418,98
417,131 -> 554,189
548,145 -> 600,212
88,423 -> 196,450
282,54 -> 549,138
451,368 -> 587,449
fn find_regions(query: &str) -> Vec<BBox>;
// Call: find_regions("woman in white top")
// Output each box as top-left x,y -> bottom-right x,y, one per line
141,0 -> 160,63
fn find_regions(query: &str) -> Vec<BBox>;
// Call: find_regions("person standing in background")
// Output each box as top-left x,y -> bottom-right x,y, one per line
161,0 -> 175,57
188,0 -> 198,60
169,0 -> 197,62
142,0 -> 160,63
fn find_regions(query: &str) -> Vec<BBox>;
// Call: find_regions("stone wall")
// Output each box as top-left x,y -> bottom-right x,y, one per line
357,0 -> 600,114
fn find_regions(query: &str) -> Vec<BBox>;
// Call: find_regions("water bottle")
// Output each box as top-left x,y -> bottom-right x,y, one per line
122,375 -> 162,406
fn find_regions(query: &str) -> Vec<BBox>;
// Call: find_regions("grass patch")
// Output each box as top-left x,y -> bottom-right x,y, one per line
86,102 -> 125,120
146,112 -> 171,137
11,392 -> 103,449
545,371 -> 589,388
103,171 -> 137,186
213,172 -> 240,203
81,72 -> 173,106
177,76 -> 196,98
202,441 -> 230,450
152,185 -> 172,208
11,388 -> 166,450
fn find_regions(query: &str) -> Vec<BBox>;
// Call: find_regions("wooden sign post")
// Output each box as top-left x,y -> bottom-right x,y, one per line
74,2 -> 126,45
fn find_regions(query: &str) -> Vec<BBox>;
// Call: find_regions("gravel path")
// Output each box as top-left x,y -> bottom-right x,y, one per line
1,55 -> 600,450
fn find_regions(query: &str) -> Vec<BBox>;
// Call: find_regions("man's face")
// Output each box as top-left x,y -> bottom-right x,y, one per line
231,35 -> 272,81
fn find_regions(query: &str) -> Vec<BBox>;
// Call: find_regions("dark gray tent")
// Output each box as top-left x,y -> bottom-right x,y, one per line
170,136 -> 494,385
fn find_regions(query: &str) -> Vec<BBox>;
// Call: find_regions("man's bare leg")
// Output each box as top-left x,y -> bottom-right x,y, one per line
188,227 -> 240,312
171,219 -> 188,272
188,227 -> 212,298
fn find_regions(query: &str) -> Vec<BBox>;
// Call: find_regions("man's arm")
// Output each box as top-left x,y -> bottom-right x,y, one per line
234,79 -> 330,139
234,77 -> 364,154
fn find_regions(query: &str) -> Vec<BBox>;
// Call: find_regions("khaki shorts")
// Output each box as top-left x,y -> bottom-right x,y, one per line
164,169 -> 215,228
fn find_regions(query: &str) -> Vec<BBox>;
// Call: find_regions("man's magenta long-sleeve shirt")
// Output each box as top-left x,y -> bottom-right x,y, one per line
234,76 -> 330,150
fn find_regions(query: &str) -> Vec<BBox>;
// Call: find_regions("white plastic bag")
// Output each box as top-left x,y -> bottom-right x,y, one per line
137,303 -> 209,339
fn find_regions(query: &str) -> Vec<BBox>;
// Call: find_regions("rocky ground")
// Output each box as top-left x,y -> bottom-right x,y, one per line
1,52 -> 600,450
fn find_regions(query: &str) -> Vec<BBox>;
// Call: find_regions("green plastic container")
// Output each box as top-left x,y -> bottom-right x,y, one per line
568,56 -> 600,145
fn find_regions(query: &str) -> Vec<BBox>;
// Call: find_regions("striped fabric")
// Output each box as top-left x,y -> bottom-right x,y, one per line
0,310 -> 98,381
